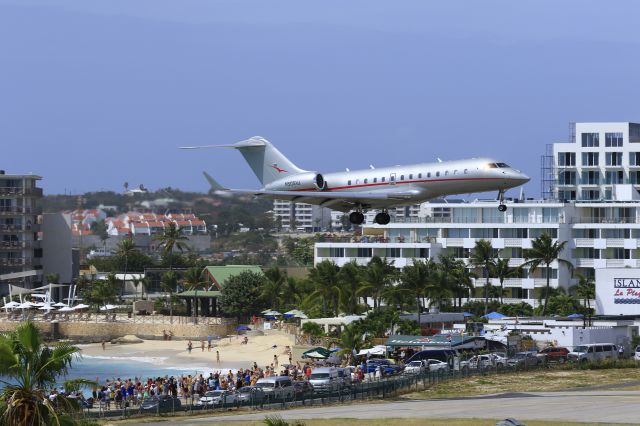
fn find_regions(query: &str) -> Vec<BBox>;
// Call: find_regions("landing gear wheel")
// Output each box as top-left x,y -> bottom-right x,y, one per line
497,189 -> 506,212
498,204 -> 507,212
374,212 -> 391,225
349,211 -> 365,225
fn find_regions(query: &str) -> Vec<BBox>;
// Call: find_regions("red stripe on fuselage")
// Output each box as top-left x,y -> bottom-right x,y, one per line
289,177 -> 503,192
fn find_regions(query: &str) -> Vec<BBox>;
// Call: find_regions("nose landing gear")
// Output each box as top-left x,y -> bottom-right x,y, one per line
497,190 -> 507,212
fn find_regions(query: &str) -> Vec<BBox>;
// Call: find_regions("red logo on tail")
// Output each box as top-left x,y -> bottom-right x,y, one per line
271,164 -> 288,173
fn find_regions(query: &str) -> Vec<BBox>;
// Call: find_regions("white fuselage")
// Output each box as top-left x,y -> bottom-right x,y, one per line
265,157 -> 529,208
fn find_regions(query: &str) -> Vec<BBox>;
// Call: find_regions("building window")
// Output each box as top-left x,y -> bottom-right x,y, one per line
581,152 -> 599,166
605,132 -> 623,147
356,247 -> 372,257
630,171 -> 640,184
606,152 -> 623,166
558,152 -> 576,166
605,170 -> 624,184
558,171 -> 576,185
385,247 -> 401,257
329,247 -> 344,257
558,190 -> 576,201
581,132 -> 599,147
581,171 -> 600,185
630,152 -> 640,166
581,189 -> 600,200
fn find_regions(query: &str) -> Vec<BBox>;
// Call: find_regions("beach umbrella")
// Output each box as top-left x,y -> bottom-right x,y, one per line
462,312 -> 474,317
263,310 -> 281,316
38,305 -> 56,311
302,347 -> 331,359
100,304 -> 117,311
57,306 -> 75,312
17,302 -> 35,309
567,313 -> 584,318
3,301 -> 20,309
483,311 -> 507,319
236,325 -> 251,331
74,303 -> 90,310
53,302 -> 67,307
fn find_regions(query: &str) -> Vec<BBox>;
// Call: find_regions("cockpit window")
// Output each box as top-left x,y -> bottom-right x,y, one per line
496,163 -> 510,168
488,163 -> 498,168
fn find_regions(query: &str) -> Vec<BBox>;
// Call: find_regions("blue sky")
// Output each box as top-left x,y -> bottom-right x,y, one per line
2,1 -> 640,196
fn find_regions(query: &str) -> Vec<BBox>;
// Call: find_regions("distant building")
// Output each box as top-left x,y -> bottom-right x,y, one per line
0,171 -> 43,294
273,200 -> 331,232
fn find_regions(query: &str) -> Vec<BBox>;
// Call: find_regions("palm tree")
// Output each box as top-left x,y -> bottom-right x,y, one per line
426,268 -> 454,312
154,222 -> 190,270
161,271 -> 179,323
307,260 -> 341,316
182,267 -> 205,324
399,258 -> 437,325
523,233 -> 574,316
131,276 -> 142,301
450,264 -> 476,308
492,257 -> 519,304
470,240 -> 497,315
262,267 -> 288,311
338,261 -> 362,315
115,237 -> 137,300
571,273 -> 595,313
0,322 -> 91,425
358,256 -> 396,309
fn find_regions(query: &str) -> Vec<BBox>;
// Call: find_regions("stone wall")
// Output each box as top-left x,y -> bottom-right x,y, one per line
0,320 -> 236,343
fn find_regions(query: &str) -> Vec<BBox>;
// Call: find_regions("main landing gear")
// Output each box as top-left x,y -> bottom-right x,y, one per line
497,190 -> 507,212
349,211 -> 365,225
374,210 -> 391,225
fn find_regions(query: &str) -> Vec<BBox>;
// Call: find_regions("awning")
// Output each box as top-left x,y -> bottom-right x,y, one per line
302,347 -> 331,359
385,334 -> 485,349
357,345 -> 386,356
176,290 -> 221,298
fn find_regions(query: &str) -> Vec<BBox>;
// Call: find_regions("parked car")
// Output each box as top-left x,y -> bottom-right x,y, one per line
139,395 -> 182,413
424,359 -> 449,372
568,344 -> 618,363
404,360 -> 426,374
468,354 -> 500,369
309,368 -> 340,393
292,381 -> 315,399
507,351 -> 539,368
365,359 -> 403,376
255,376 -> 295,401
198,390 -> 237,407
336,367 -> 353,389
538,346 -> 570,363
634,345 -> 640,361
236,386 -> 266,405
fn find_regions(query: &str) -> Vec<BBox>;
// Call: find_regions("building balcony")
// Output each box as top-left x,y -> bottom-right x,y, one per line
570,217 -> 637,224
0,207 -> 39,216
0,187 -> 43,197
0,241 -> 31,250
0,224 -> 32,233
0,257 -> 32,266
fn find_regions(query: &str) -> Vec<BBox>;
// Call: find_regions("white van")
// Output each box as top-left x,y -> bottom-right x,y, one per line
568,343 -> 618,363
255,376 -> 294,401
309,367 -> 340,393
634,345 -> 640,361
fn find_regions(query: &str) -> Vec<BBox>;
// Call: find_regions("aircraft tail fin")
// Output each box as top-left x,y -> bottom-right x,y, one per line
202,172 -> 227,192
182,136 -> 306,185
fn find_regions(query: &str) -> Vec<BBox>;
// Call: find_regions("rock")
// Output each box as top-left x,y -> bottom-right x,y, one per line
110,335 -> 144,344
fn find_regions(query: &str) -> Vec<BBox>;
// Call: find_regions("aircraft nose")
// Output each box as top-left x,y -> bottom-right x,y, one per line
515,171 -> 530,185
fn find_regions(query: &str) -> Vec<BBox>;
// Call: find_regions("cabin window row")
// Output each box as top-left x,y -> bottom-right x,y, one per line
346,169 -> 470,186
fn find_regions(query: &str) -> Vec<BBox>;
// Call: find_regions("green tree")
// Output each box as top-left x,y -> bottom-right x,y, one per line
571,273 -> 595,314
182,267 -> 205,324
492,257 -> 519,304
523,233 -> 573,316
154,222 -> 190,270
115,237 -> 138,300
545,293 -> 582,317
307,260 -> 341,316
262,267 -> 288,310
359,256 -> 396,309
450,264 -> 476,309
291,238 -> 315,266
90,219 -> 109,251
399,258 -> 437,325
160,271 -> 179,323
219,271 -> 267,321
0,322 -> 91,426
338,261 -> 363,315
301,321 -> 324,337
470,240 -> 496,315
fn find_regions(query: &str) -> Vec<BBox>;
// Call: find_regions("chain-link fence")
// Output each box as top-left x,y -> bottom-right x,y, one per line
76,361 -> 552,421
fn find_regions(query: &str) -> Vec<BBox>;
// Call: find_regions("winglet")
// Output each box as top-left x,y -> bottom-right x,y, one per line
203,172 -> 228,192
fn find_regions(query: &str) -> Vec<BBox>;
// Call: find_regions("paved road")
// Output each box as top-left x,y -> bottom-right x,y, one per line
130,390 -> 640,425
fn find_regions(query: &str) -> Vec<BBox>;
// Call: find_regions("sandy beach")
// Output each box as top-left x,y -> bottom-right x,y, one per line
79,332 -> 296,373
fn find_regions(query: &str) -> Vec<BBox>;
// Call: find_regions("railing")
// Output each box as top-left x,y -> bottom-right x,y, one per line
0,206 -> 36,215
0,224 -> 31,232
570,217 -> 637,224
0,241 -> 29,249
0,187 -> 42,196
0,257 -> 31,265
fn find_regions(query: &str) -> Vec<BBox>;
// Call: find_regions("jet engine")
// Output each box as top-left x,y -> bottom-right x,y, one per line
267,172 -> 328,191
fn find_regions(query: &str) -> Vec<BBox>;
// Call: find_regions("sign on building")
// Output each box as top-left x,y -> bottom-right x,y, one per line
595,268 -> 640,315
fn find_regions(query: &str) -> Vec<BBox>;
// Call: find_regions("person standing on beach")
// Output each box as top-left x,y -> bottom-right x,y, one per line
274,354 -> 279,368
187,340 -> 193,354
101,340 -> 106,351
216,350 -> 220,364
201,340 -> 205,352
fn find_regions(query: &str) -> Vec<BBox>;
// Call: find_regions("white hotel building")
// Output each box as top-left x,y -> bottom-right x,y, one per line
314,122 -> 640,308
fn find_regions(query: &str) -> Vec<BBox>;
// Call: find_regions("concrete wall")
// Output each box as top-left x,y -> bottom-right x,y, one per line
42,213 -> 73,283
0,320 -> 236,343
525,325 -> 633,350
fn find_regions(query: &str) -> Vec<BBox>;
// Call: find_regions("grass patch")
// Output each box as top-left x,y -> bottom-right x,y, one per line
403,368 -> 640,399
216,418 -> 626,426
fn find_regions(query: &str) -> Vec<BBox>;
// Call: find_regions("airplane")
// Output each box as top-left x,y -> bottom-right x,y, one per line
181,136 -> 530,225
